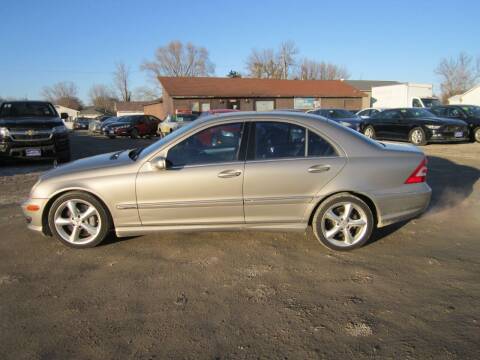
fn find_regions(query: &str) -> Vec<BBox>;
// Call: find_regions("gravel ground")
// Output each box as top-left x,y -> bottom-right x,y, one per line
0,132 -> 479,359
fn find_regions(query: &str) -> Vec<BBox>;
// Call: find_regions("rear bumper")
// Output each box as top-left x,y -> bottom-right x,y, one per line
372,183 -> 432,227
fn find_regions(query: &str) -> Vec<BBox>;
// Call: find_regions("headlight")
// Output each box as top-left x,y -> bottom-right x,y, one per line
0,127 -> 10,138
425,125 -> 441,130
339,121 -> 353,128
52,125 -> 68,134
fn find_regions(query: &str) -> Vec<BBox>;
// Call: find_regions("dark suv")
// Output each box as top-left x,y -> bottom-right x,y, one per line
0,101 -> 71,162
102,115 -> 160,139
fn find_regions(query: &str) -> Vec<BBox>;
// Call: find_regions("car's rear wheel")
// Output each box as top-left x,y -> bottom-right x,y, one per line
363,125 -> 376,139
56,150 -> 71,163
48,192 -> 111,248
108,135 -> 115,139
473,127 -> 480,143
312,193 -> 374,251
409,127 -> 427,146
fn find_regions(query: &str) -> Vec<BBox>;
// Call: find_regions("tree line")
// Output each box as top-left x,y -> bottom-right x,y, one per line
4,40 -> 478,110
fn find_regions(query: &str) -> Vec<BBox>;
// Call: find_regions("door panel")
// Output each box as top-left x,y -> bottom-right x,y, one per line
136,162 -> 245,226
243,157 -> 346,223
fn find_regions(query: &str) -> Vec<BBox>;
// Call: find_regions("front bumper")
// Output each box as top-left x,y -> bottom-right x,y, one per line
428,128 -> 469,143
0,135 -> 70,159
21,198 -> 49,235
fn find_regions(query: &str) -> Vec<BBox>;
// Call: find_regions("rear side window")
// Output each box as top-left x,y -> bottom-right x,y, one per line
308,131 -> 337,157
253,122 -> 305,160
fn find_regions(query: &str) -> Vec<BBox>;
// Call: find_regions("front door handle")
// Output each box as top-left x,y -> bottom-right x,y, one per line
308,164 -> 330,173
217,169 -> 242,178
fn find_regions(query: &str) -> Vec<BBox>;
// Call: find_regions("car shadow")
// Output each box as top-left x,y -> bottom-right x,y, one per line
367,155 -> 480,246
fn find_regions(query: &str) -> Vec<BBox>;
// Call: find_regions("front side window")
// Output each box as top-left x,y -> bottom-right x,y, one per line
167,123 -> 244,167
253,122 -> 305,160
412,98 -> 422,107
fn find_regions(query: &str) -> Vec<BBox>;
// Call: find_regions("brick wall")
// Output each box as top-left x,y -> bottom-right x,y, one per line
144,102 -> 166,120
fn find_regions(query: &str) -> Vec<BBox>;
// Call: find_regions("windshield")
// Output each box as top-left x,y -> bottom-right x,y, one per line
421,98 -> 440,108
117,116 -> 135,123
0,102 -> 57,118
405,108 -> 436,118
322,109 -> 356,119
462,106 -> 480,117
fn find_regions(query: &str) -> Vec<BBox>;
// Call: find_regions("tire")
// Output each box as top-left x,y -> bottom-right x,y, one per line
48,191 -> 111,249
56,151 -> 71,164
409,127 -> 427,146
130,129 -> 139,139
108,135 -> 116,139
473,127 -> 480,143
363,125 -> 376,139
312,193 -> 374,251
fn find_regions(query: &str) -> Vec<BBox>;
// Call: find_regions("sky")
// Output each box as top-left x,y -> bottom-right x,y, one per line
0,0 -> 479,103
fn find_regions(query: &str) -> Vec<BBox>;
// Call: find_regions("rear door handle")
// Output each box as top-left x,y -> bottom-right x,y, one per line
308,164 -> 330,173
217,169 -> 242,178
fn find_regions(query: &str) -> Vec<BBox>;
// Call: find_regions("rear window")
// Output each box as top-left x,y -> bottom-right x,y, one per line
0,102 -> 57,118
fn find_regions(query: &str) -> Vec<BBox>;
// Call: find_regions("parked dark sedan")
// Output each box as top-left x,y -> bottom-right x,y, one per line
73,117 -> 90,130
430,105 -> 480,142
362,108 -> 469,145
307,108 -> 363,131
103,115 -> 159,139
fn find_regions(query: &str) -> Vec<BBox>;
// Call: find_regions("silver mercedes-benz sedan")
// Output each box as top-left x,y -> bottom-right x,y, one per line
22,112 -> 431,251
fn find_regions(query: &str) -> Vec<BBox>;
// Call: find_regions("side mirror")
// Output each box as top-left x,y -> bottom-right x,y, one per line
60,112 -> 69,120
152,156 -> 167,170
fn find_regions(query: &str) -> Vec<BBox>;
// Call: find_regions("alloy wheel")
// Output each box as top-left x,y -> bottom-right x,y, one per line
364,127 -> 374,138
53,199 -> 101,245
320,202 -> 368,248
411,129 -> 424,145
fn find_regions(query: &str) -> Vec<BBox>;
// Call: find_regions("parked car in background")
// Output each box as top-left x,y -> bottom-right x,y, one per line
356,108 -> 384,119
362,108 -> 469,145
0,101 -> 70,162
307,108 -> 363,131
22,112 -> 431,251
430,105 -> 480,142
88,115 -> 112,135
157,110 -> 200,137
103,115 -> 160,139
199,109 -> 240,117
99,117 -> 119,133
73,117 -> 90,130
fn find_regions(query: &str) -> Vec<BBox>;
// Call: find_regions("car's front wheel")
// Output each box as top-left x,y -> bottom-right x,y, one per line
473,127 -> 480,143
48,192 -> 111,248
312,193 -> 374,251
409,127 -> 427,146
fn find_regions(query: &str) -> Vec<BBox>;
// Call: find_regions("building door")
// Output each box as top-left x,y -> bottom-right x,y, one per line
227,99 -> 240,110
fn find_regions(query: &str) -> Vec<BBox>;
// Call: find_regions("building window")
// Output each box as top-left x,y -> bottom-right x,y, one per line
201,103 -> 210,111
255,100 -> 275,112
191,102 -> 200,112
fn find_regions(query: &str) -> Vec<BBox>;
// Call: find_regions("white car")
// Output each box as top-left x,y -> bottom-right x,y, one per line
356,108 -> 384,119
157,113 -> 199,137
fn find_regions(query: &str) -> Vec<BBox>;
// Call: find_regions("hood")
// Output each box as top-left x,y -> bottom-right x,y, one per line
333,117 -> 362,124
0,116 -> 63,129
41,151 -> 134,181
422,117 -> 467,126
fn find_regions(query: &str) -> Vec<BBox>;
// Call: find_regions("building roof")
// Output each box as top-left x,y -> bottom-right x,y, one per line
345,80 -> 401,91
115,101 -> 149,112
158,77 -> 365,98
78,107 -> 105,116
143,98 -> 163,106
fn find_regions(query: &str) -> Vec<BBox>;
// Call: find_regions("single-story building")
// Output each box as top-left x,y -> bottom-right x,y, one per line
54,105 -> 79,121
143,98 -> 165,119
157,77 -> 366,115
78,107 -> 107,119
115,101 -> 148,117
345,80 -> 400,109
448,85 -> 480,105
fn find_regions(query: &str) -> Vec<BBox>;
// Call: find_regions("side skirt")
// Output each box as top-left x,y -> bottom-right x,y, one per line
115,222 -> 307,238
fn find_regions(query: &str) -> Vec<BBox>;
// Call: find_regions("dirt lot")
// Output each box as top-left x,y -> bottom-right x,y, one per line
1,132 -> 479,359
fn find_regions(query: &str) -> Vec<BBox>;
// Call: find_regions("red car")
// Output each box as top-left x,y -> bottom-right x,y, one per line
103,115 -> 160,139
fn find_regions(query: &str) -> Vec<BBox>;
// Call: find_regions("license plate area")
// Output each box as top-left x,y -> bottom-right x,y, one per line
25,148 -> 42,157
454,131 -> 463,138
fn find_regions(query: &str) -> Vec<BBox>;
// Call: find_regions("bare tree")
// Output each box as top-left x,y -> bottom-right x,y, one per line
227,70 -> 242,78
435,52 -> 480,102
41,81 -> 83,109
297,58 -> 350,80
113,62 -> 132,102
133,86 -> 161,101
246,48 -> 282,79
277,41 -> 298,79
88,84 -> 117,113
142,40 -> 215,81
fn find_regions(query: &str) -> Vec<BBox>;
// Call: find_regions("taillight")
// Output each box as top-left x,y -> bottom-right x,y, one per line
405,157 -> 428,184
